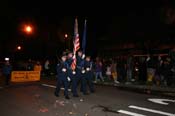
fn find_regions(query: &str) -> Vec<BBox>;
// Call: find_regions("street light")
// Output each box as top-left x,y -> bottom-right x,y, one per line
26,26 -> 32,32
17,22 -> 35,60
23,25 -> 33,34
64,34 -> 71,50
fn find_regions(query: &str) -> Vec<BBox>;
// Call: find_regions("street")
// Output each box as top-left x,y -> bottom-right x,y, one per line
1,1 -> 175,116
0,81 -> 174,116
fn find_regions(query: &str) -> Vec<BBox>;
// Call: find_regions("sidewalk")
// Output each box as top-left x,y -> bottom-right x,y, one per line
94,81 -> 175,97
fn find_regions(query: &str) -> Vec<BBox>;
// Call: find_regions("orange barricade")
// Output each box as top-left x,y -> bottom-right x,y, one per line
11,71 -> 40,82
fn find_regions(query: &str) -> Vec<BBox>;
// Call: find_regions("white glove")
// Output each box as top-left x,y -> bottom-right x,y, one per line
72,71 -> 76,75
86,67 -> 90,71
82,54 -> 85,59
82,70 -> 85,74
62,68 -> 67,72
67,77 -> 71,82
146,57 -> 150,61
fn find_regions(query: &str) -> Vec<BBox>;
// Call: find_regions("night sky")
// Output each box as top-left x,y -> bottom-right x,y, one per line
0,0 -> 175,60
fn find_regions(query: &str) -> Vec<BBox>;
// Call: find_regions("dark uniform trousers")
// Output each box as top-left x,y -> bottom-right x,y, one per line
55,75 -> 69,97
55,63 -> 69,97
76,56 -> 87,94
80,70 -> 87,94
85,69 -> 94,93
68,70 -> 78,96
66,58 -> 79,96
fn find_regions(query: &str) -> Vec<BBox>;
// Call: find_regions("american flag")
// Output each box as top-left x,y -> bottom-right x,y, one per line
71,18 -> 80,70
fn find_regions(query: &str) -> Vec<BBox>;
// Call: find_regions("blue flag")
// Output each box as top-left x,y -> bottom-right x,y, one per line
82,19 -> 87,54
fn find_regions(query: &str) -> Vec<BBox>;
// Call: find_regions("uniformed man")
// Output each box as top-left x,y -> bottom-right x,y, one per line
76,50 -> 87,95
66,51 -> 79,97
84,55 -> 95,93
54,53 -> 70,99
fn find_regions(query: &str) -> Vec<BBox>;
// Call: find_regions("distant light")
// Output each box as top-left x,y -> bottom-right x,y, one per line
135,68 -> 139,71
65,34 -> 68,38
5,58 -> 9,61
17,46 -> 21,50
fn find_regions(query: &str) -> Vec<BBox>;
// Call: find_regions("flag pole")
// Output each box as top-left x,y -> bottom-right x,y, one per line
82,19 -> 87,54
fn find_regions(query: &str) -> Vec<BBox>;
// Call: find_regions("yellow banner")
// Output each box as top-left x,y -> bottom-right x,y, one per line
11,71 -> 40,82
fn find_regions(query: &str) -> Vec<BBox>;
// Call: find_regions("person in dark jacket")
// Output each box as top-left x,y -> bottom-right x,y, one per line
84,56 -> 95,93
76,50 -> 88,95
54,53 -> 70,99
162,57 -> 173,86
3,61 -> 12,86
66,51 -> 79,97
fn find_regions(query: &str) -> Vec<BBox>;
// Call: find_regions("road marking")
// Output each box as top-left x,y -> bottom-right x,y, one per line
118,110 -> 146,116
148,98 -> 175,105
41,84 -> 71,92
129,105 -> 175,116
42,84 -> 56,88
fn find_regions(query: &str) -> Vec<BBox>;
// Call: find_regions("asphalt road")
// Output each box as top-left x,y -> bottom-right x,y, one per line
0,82 -> 175,116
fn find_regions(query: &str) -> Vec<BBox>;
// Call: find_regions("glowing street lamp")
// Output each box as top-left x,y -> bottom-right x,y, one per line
23,25 -> 33,34
26,26 -> 32,32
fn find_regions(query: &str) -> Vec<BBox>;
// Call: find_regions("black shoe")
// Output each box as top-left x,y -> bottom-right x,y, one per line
54,92 -> 59,97
91,90 -> 95,93
73,95 -> 79,97
83,93 -> 89,95
65,96 -> 70,99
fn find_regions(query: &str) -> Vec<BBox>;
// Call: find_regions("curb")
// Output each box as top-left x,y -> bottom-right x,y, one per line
94,82 -> 175,97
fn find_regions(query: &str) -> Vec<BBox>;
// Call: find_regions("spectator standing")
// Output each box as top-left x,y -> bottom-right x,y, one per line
126,55 -> 134,82
34,61 -> 42,72
3,61 -> 12,86
95,60 -> 104,82
146,55 -> 156,84
111,61 -> 119,83
44,60 -> 50,76
27,59 -> 34,71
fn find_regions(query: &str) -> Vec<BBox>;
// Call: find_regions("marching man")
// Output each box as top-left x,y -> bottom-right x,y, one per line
84,55 -> 95,93
66,51 -> 79,97
54,53 -> 70,99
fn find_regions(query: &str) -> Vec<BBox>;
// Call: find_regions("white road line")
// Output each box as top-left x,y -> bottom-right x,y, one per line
42,84 -> 56,88
129,105 -> 175,116
118,110 -> 146,116
41,84 -> 71,92
148,98 -> 175,105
